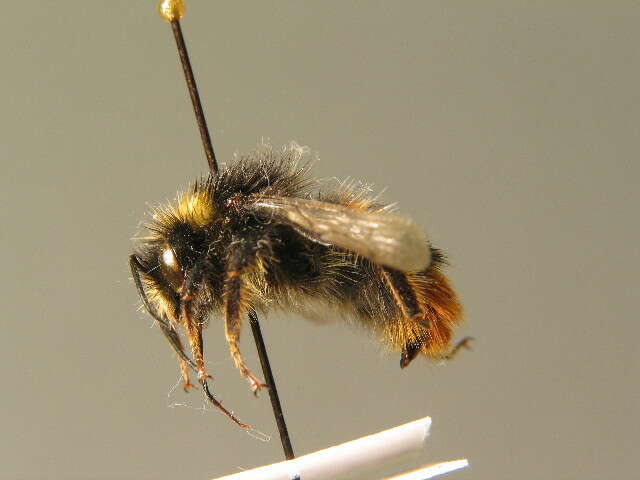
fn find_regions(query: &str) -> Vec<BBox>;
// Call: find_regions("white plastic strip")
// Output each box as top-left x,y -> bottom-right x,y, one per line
211,417 -> 432,480
381,459 -> 469,480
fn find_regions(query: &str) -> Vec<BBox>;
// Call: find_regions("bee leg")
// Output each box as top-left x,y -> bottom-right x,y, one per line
179,359 -> 195,391
157,316 -> 196,390
441,336 -> 474,361
152,306 -> 195,391
380,268 -> 426,369
135,256 -> 247,427
130,254 -> 197,376
224,270 -> 267,396
170,330 -> 195,391
179,301 -> 209,382
181,299 -> 250,428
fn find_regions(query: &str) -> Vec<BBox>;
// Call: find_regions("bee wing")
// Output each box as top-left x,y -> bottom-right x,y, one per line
247,196 -> 430,272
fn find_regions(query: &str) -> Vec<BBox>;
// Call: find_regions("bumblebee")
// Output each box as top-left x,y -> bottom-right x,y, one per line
130,143 -> 467,425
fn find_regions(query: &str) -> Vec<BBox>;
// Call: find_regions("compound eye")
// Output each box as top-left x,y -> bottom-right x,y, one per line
162,246 -> 178,269
160,245 -> 183,290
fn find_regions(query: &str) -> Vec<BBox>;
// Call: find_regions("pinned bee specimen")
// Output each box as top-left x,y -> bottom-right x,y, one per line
132,1 -> 469,428
130,143 -> 469,426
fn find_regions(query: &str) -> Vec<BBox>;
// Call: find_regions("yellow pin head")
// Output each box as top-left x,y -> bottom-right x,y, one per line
157,0 -> 185,22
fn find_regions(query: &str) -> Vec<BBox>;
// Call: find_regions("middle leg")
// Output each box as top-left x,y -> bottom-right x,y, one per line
223,269 -> 267,395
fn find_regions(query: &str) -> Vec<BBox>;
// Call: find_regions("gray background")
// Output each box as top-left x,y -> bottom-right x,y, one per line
1,1 -> 638,479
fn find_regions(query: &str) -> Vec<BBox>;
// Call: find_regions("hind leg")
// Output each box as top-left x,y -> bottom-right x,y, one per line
441,336 -> 474,360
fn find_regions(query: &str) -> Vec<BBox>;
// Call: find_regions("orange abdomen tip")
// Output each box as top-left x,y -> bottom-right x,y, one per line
157,0 -> 185,22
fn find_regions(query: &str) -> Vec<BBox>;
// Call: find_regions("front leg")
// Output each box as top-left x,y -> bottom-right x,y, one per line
163,322 -> 195,391
181,295 -> 249,428
223,268 -> 267,395
130,254 -> 196,389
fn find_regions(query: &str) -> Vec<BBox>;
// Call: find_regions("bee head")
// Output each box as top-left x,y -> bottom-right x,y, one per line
158,222 -> 208,293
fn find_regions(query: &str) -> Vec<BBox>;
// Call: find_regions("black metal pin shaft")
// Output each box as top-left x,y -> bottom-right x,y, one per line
249,311 -> 295,460
169,18 -> 218,176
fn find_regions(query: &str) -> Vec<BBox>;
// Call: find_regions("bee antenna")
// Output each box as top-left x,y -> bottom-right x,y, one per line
158,0 -> 219,176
